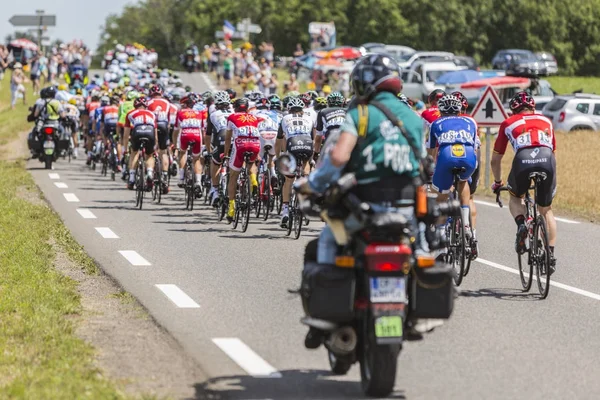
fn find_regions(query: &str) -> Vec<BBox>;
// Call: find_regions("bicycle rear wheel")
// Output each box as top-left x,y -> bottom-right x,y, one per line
155,157 -> 163,204
242,172 -> 251,233
534,215 -> 551,299
293,197 -> 303,240
451,217 -> 466,286
262,172 -> 271,221
136,161 -> 145,210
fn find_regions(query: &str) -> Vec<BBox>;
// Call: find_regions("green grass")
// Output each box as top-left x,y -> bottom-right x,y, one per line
546,76 -> 600,95
0,78 -> 128,399
0,79 -> 34,146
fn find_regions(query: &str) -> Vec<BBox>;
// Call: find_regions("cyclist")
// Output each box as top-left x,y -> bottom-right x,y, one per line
85,92 -> 101,165
147,84 -> 172,194
63,98 -> 81,158
276,96 -> 314,228
315,92 -> 346,155
300,92 -> 318,129
428,94 -> 478,238
206,91 -> 233,205
118,90 -> 138,171
313,97 -> 328,112
124,97 -> 158,190
223,98 -> 263,222
422,89 -> 445,125
254,97 -> 280,189
175,94 -> 204,193
491,92 -> 557,270
100,95 -> 121,166
268,94 -> 283,113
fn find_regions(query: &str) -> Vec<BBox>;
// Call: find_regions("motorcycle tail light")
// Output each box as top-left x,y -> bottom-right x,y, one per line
364,244 -> 411,272
558,112 -> 565,123
44,127 -> 54,135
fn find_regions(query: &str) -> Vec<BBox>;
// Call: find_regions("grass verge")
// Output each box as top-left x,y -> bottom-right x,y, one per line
546,76 -> 600,95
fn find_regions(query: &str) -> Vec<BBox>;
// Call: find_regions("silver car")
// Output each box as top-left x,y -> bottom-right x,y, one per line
542,94 -> 600,131
536,52 -> 559,75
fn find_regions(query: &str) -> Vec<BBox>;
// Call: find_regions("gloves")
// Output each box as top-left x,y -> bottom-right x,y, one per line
491,180 -> 503,193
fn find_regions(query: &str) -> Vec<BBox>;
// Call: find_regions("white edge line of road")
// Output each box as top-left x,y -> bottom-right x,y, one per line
48,173 -> 60,179
76,208 -> 97,219
155,284 -> 200,308
473,200 -> 580,224
201,73 -> 217,91
63,193 -> 80,202
118,250 -> 151,266
54,182 -> 68,189
95,227 -> 119,239
476,257 -> 600,301
212,338 -> 282,378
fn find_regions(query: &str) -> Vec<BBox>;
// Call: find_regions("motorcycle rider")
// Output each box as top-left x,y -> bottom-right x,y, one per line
28,86 -> 64,157
293,54 -> 427,348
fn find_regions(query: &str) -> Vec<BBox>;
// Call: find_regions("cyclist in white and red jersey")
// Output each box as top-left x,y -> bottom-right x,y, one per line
147,84 -> 172,194
223,98 -> 263,222
175,94 -> 204,194
124,97 -> 158,190
491,91 -> 557,269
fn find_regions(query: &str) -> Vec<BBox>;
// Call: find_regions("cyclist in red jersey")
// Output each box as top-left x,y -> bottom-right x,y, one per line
491,92 -> 557,270
124,97 -> 158,190
421,89 -> 445,125
175,94 -> 204,193
223,98 -> 263,222
85,94 -> 102,165
147,84 -> 172,194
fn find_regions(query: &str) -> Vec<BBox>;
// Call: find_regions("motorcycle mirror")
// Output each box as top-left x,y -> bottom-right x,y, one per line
276,154 -> 296,176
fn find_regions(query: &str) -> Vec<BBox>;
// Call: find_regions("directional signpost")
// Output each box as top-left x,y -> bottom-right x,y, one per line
236,18 -> 262,41
9,10 -> 56,47
471,86 -> 509,189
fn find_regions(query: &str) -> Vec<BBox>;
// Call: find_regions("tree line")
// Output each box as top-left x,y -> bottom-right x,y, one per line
97,0 -> 600,75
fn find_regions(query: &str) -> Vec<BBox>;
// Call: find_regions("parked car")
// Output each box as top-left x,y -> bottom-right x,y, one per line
397,51 -> 455,70
359,42 -> 386,54
491,49 -> 547,76
542,93 -> 600,131
536,51 -> 559,75
382,45 -> 416,62
453,56 -> 479,70
402,61 -> 466,101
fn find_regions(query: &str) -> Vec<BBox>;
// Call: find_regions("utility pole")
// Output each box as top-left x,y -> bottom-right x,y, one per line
36,10 -> 44,48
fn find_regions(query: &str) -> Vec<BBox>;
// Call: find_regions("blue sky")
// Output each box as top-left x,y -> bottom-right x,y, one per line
0,0 -> 137,51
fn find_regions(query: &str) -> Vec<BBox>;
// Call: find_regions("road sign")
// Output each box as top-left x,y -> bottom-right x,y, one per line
9,15 -> 56,27
236,18 -> 262,34
471,86 -> 508,126
215,31 -> 245,40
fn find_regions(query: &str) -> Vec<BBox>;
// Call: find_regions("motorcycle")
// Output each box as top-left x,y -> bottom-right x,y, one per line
40,122 -> 59,169
278,154 -> 459,397
185,53 -> 195,73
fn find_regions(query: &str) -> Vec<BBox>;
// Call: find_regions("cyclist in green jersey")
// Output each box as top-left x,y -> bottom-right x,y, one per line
118,91 -> 139,164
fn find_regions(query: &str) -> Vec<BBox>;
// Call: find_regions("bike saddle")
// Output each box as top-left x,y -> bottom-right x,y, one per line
529,172 -> 547,180
452,167 -> 466,174
243,151 -> 254,157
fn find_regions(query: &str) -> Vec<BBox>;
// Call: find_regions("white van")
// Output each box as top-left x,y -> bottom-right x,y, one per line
401,61 -> 467,101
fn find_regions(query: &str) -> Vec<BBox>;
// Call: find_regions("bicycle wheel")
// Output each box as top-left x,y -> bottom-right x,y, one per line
518,249 -> 533,291
136,161 -> 145,210
286,193 -> 294,237
451,217 -> 466,286
242,172 -> 251,233
293,198 -> 303,240
534,215 -> 551,299
155,157 -> 163,204
255,174 -> 263,219
188,166 -> 195,211
262,171 -> 271,221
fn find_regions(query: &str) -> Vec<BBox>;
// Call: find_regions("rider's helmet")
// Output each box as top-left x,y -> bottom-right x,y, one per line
509,91 -> 536,114
437,94 -> 462,115
256,97 -> 271,110
248,90 -> 263,103
226,88 -> 237,100
171,92 -> 182,103
127,90 -> 140,101
214,91 -> 231,108
428,89 -> 446,106
307,90 -> 319,100
451,91 -> 469,113
163,92 -> 174,102
299,92 -> 312,107
287,90 -> 300,98
268,94 -> 282,111
351,54 -> 402,100
180,94 -> 196,108
110,95 -> 120,105
326,92 -> 345,108
233,98 -> 249,112
149,84 -> 163,97
134,96 -> 149,108
287,96 -> 305,112
201,90 -> 214,106
68,98 -> 77,106
100,96 -> 110,106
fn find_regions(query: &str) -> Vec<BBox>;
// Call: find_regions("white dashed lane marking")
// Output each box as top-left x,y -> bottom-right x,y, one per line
54,182 -> 68,189
212,338 -> 281,378
95,227 -> 119,239
63,193 -> 80,202
155,284 -> 200,308
76,208 -> 97,219
473,199 -> 580,224
118,250 -> 151,266
48,173 -> 60,179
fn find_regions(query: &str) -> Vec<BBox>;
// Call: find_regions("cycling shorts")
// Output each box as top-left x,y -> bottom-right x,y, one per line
179,132 -> 202,156
210,129 -> 228,164
432,144 -> 477,194
104,124 -> 118,138
507,147 -> 556,207
131,125 -> 155,154
230,137 -> 260,172
259,131 -> 277,157
156,121 -> 170,150
287,135 -> 313,162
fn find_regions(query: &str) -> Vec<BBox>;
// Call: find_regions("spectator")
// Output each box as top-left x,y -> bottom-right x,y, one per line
0,45 -> 9,84
10,63 -> 27,109
260,42 -> 274,66
29,53 -> 42,95
287,73 -> 299,92
293,43 -> 304,58
223,51 -> 234,86
268,73 -> 279,95
241,70 -> 257,92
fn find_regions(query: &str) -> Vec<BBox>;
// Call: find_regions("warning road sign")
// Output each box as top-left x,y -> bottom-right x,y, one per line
471,86 -> 508,126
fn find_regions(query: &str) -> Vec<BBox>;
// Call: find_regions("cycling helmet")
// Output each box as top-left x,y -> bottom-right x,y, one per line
127,90 -> 140,101
46,86 -> 57,99
287,96 -> 305,112
75,88 -> 83,95
134,96 -> 148,108
233,98 -> 249,112
314,97 -> 327,111
287,90 -> 300,98
171,92 -> 182,102
327,92 -> 345,108
509,91 -> 535,113
351,54 -> 402,99
184,85 -> 192,93
180,94 -> 195,107
214,90 -> 231,106
398,93 -> 410,106
163,92 -> 174,102
226,88 -> 237,100
451,91 -> 469,113
248,90 -> 263,102
428,89 -> 446,106
110,95 -> 120,105
100,96 -> 110,106
257,97 -> 271,110
149,84 -> 163,97
438,94 -> 462,115
299,92 -> 312,107
307,90 -> 319,100
201,90 -> 214,106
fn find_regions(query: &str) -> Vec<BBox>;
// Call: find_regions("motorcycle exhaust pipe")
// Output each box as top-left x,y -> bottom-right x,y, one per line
325,326 -> 357,355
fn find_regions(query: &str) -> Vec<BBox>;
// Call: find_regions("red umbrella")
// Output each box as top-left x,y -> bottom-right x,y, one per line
10,38 -> 38,52
326,46 -> 362,60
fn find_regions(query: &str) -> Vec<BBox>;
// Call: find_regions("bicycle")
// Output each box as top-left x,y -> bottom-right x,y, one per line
495,172 -> 552,298
201,151 -> 212,205
215,158 -> 229,222
232,152 -> 254,233
183,141 -> 199,211
152,153 -> 163,204
134,138 -> 150,210
106,133 -> 119,181
286,154 -> 310,240
256,147 -> 275,221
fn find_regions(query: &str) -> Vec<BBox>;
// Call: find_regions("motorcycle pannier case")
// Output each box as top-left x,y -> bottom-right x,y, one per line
301,262 -> 356,322
410,261 -> 454,319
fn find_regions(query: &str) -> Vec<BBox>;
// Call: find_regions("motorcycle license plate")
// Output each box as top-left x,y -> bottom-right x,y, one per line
370,277 -> 407,303
375,316 -> 403,338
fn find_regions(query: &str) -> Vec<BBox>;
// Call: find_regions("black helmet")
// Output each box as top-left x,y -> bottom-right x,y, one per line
257,97 -> 271,110
226,88 -> 237,100
351,54 -> 402,100
45,86 -> 57,99
233,97 -> 249,112
428,89 -> 446,106
268,94 -> 282,110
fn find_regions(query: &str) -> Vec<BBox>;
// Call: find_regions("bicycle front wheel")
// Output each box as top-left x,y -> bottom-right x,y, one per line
534,215 -> 551,299
242,173 -> 251,233
451,217 -> 466,286
136,161 -> 145,210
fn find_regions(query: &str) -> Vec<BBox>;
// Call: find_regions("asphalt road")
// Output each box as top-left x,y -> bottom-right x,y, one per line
27,72 -> 600,399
